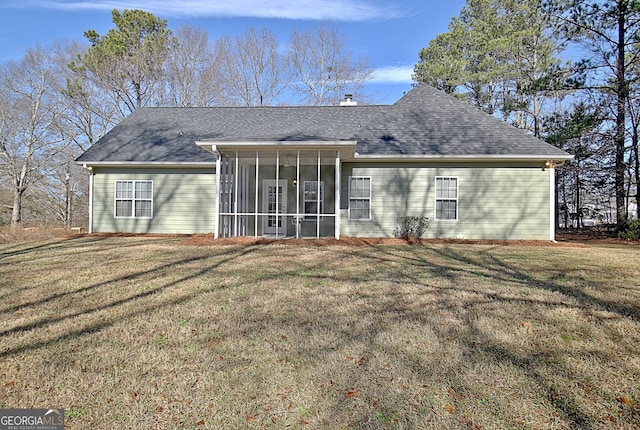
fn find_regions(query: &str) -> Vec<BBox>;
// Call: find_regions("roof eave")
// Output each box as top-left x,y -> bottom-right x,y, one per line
350,154 -> 574,164
75,161 -> 217,168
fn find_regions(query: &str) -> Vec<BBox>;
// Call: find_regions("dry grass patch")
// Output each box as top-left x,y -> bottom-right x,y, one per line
1,237 -> 639,429
0,225 -> 76,244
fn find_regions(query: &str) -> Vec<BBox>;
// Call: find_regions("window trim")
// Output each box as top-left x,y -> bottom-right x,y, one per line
434,176 -> 458,222
303,180 -> 324,221
114,180 -> 154,219
348,176 -> 372,221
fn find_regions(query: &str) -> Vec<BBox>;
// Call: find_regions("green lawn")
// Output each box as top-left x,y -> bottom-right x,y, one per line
1,236 -> 639,429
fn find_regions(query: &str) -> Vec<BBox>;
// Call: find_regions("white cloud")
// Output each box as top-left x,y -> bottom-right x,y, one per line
32,0 -> 409,21
370,65 -> 414,84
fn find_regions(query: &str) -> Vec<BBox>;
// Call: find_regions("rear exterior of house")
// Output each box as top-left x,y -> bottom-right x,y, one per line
340,162 -> 551,240
89,167 -> 216,234
77,85 -> 571,241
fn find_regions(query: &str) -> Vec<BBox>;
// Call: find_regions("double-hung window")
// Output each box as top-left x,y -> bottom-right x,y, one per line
348,176 -> 371,220
115,180 -> 153,218
304,181 -> 324,220
435,177 -> 458,221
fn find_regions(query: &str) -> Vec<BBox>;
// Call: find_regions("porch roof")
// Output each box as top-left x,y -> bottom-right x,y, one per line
195,140 -> 358,159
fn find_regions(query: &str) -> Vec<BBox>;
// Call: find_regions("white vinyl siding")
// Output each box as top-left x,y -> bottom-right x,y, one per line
92,168 -> 216,234
341,163 -> 551,240
348,176 -> 371,220
115,180 -> 153,218
435,177 -> 458,221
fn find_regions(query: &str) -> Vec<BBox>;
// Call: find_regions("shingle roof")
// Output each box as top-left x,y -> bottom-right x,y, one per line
76,105 -> 387,163
354,85 -> 569,157
76,84 -> 570,164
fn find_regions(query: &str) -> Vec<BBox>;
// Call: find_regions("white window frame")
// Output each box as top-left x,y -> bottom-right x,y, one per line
303,180 -> 324,221
114,180 -> 153,219
348,176 -> 372,220
435,176 -> 458,221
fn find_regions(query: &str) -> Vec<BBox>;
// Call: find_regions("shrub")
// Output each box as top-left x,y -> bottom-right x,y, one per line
394,216 -> 429,240
619,219 -> 640,240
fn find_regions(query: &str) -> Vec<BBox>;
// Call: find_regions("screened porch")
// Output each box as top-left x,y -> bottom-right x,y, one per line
196,142 -> 355,239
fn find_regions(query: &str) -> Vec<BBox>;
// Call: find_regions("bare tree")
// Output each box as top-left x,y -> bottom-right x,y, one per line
44,40 -> 113,228
288,24 -> 372,105
214,27 -> 290,106
163,25 -> 222,107
0,47 -> 70,226
61,41 -> 119,150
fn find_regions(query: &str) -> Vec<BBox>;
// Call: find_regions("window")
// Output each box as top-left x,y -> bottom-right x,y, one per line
435,177 -> 458,221
349,176 -> 371,220
115,180 -> 153,218
304,181 -> 324,220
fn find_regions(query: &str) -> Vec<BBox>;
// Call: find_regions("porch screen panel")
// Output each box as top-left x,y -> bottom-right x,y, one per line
304,181 -> 324,220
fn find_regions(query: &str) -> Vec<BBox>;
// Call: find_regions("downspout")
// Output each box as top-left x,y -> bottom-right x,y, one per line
82,164 -> 94,233
87,165 -> 94,233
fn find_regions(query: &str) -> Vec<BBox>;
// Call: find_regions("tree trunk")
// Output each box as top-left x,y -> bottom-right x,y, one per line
532,46 -> 540,138
575,163 -> 582,229
615,1 -> 628,228
11,161 -> 29,226
633,125 -> 640,219
64,172 -> 71,228
562,174 -> 569,228
11,189 -> 22,226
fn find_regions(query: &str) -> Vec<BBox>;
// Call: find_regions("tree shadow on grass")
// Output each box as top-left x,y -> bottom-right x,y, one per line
1,239 -> 638,428
428,245 -> 640,323
0,234 -> 184,267
0,242 -> 259,357
207,243 -> 639,428
352,244 -> 640,427
0,242 -> 223,317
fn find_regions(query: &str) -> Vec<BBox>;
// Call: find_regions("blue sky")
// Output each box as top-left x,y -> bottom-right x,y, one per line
0,0 -> 467,104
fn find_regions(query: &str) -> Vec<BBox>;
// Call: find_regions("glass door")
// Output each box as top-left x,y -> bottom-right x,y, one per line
262,179 -> 287,236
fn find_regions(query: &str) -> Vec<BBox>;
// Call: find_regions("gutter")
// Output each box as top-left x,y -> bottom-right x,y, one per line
348,154 -> 574,164
76,161 -> 217,168
76,154 -> 574,167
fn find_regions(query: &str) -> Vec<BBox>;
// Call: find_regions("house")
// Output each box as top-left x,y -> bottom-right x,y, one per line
75,84 -> 572,240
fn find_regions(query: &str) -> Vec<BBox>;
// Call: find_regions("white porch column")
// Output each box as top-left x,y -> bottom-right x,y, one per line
214,155 -> 221,239
254,150 -> 259,237
88,168 -> 94,233
317,150 -> 321,238
335,150 -> 341,240
275,150 -> 280,239
549,164 -> 556,241
234,151 -> 239,236
296,150 -> 300,239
